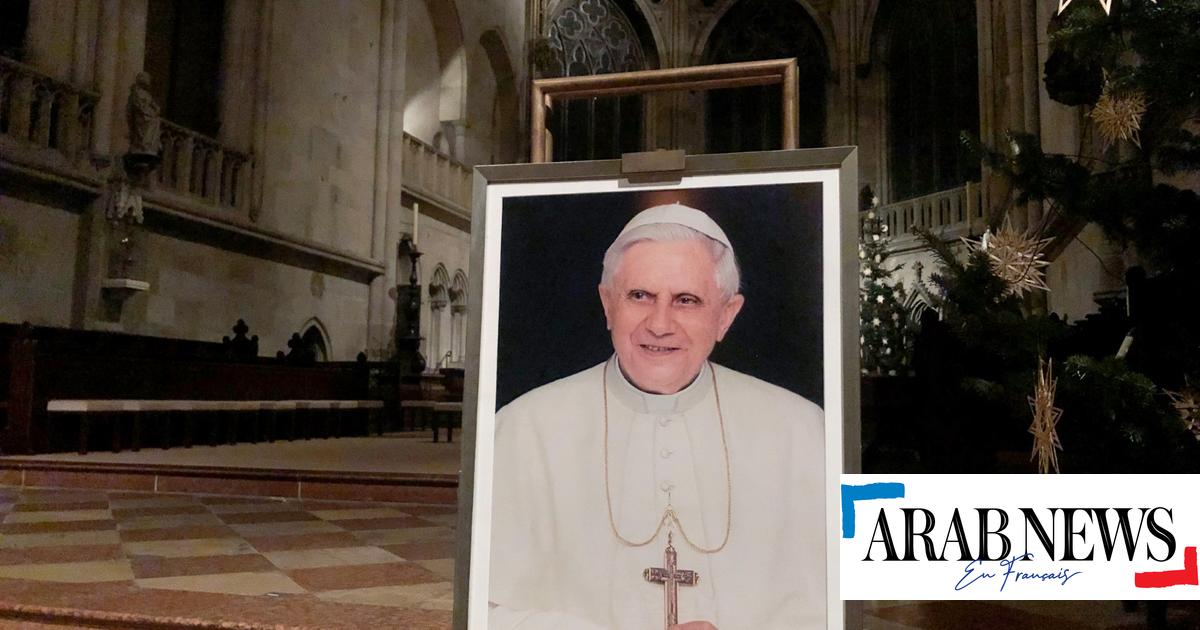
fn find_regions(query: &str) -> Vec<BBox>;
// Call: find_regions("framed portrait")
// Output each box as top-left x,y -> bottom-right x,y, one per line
453,148 -> 861,630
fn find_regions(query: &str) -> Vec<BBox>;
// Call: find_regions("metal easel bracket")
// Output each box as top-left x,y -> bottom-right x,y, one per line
621,149 -> 686,185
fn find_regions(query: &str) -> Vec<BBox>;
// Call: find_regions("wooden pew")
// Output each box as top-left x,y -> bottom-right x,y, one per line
0,323 -> 396,455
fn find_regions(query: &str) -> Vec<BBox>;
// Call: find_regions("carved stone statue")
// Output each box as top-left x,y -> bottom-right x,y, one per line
126,72 -> 161,159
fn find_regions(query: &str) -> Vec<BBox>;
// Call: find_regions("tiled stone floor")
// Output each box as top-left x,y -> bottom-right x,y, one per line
0,485 -> 455,629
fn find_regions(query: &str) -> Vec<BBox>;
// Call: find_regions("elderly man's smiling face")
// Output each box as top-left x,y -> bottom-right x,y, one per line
599,239 -> 744,394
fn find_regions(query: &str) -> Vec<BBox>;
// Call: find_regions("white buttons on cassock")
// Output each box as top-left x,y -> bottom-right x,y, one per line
660,448 -> 673,459
660,481 -> 674,493
657,416 -> 671,427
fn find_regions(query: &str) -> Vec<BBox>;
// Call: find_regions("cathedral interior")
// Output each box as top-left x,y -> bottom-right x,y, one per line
2,0 -> 1198,627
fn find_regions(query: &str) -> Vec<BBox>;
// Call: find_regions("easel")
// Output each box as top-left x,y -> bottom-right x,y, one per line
530,58 -> 800,171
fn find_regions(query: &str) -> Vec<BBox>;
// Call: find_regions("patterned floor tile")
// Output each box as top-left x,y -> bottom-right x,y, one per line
0,484 -> 458,629
11,501 -> 109,512
0,544 -> 125,566
333,516 -> 435,531
206,501 -> 301,515
286,561 -> 444,591
130,553 -> 279,579
245,532 -> 364,552
228,520 -> 344,537
110,504 -> 209,519
0,519 -> 117,535
262,546 -> 404,571
122,537 -> 258,558
316,581 -> 455,610
415,559 -> 454,581
136,570 -> 307,596
3,509 -> 112,524
351,527 -> 451,546
216,510 -> 320,524
0,530 -> 121,549
0,559 -> 133,583
381,540 -> 457,562
309,508 -> 407,521
118,525 -> 239,542
116,513 -> 224,531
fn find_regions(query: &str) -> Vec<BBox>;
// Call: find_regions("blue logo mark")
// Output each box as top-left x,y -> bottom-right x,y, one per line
841,482 -> 905,538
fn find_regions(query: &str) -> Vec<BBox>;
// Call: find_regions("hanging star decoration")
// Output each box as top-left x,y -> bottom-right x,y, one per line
1029,358 -> 1064,474
1091,75 -> 1148,148
962,217 -> 1053,297
1165,383 -> 1200,441
1058,0 -> 1157,15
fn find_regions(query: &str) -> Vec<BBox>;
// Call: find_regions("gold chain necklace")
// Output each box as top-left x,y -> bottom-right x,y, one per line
602,360 -> 732,554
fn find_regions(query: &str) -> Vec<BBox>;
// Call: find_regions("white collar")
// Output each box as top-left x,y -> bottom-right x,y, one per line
607,356 -> 713,415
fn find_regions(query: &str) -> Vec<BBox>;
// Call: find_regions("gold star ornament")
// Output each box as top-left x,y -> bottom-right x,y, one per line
1029,358 -> 1064,474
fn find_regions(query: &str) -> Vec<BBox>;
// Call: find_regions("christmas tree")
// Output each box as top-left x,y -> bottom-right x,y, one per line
858,187 -> 912,377
904,0 -> 1200,472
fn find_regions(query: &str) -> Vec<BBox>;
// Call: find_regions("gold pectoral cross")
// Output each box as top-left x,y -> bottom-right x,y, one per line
643,532 -> 699,630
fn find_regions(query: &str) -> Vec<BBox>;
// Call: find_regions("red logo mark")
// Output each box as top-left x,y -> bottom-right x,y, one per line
1135,546 -> 1199,588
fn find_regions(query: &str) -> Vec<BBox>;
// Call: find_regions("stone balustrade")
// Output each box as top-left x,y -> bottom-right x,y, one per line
401,132 -> 472,218
0,56 -> 98,168
157,119 -> 252,215
877,182 -> 984,250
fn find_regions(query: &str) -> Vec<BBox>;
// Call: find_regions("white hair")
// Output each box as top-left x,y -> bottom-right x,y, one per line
600,223 -> 741,301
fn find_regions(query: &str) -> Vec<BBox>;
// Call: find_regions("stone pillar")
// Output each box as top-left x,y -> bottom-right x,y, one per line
112,0 -> 149,158
73,0 -> 99,87
92,0 -> 121,157
25,0 -> 76,81
976,0 -> 1041,230
248,0 -> 273,221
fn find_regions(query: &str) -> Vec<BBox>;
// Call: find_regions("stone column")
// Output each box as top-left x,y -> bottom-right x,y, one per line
72,0 -> 99,87
976,0 -> 1041,230
25,0 -> 76,81
92,0 -> 121,157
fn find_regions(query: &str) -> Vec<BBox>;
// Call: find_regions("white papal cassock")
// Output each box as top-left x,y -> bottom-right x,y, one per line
488,358 -> 826,629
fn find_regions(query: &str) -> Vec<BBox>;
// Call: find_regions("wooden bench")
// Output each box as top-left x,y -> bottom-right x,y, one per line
45,399 -> 385,454
432,401 -> 463,443
2,323 -> 398,455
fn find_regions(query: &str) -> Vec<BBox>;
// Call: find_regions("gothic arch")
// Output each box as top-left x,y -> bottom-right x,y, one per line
299,317 -> 331,362
479,28 -> 519,163
428,264 -> 452,367
423,0 -> 467,122
450,269 -> 468,306
448,269 -> 469,363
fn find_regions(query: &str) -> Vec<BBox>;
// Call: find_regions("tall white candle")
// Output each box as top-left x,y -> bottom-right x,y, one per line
413,202 -> 420,246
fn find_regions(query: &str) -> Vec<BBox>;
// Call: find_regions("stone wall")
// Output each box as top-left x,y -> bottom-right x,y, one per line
0,197 -> 82,328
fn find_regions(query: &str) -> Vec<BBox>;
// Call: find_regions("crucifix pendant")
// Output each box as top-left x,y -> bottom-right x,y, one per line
643,532 -> 699,630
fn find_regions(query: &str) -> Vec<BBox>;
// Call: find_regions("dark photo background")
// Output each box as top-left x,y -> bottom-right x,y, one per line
494,182 -> 824,409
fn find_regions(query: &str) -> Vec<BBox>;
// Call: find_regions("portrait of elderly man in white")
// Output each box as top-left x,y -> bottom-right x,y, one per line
489,203 -> 826,630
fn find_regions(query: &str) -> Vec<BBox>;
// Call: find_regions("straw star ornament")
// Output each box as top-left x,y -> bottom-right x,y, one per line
1091,77 -> 1148,148
963,218 -> 1053,297
1029,358 -> 1064,474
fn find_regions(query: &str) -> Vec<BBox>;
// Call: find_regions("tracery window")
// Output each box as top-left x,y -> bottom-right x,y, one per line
544,0 -> 653,161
